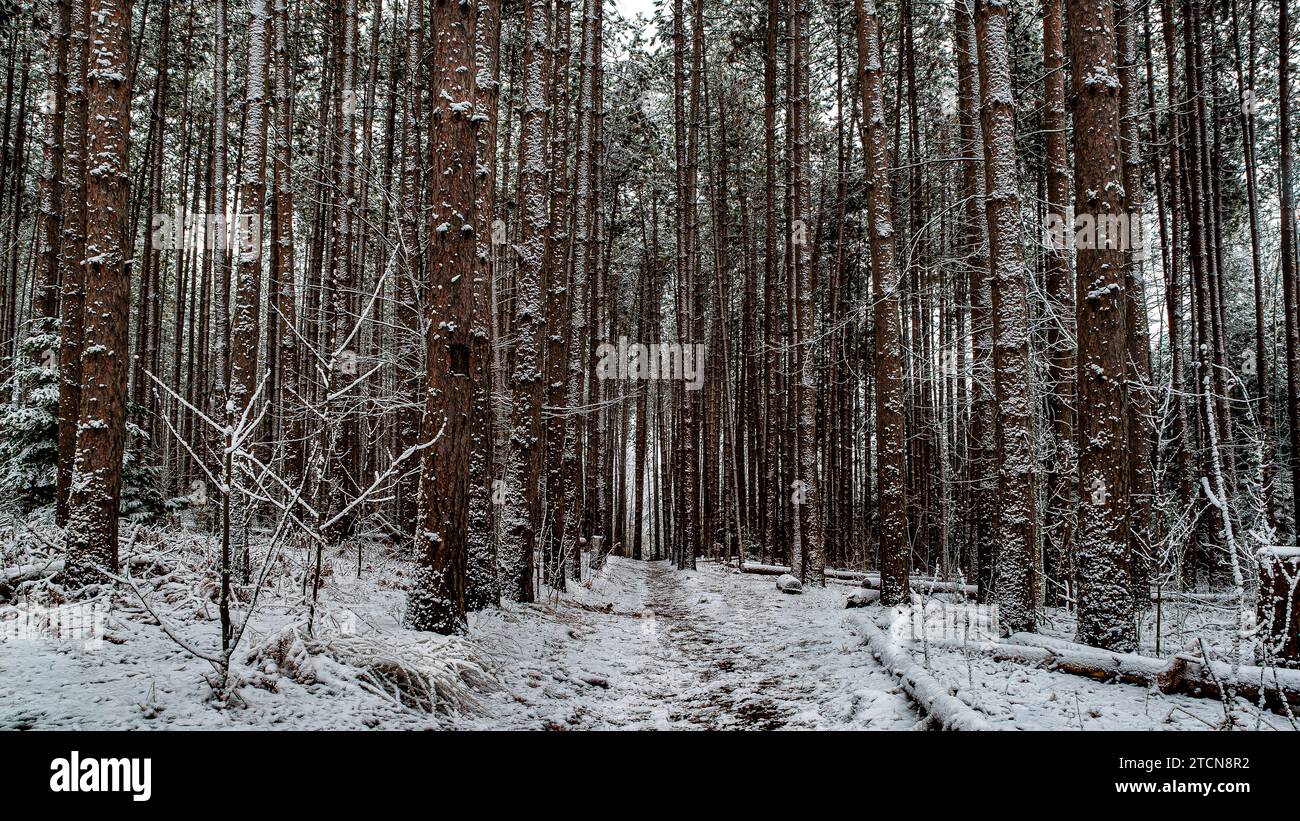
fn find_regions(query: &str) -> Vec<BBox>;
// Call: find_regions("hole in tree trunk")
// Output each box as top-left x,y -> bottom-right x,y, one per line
447,343 -> 470,376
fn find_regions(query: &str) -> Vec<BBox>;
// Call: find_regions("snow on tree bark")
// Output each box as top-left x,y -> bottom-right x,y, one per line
1117,0 -> 1155,607
1069,0 -> 1136,651
270,0 -> 300,486
325,0 -> 360,543
671,0 -> 698,571
55,0 -> 87,526
466,0 -> 503,612
33,0 -> 67,324
955,0 -> 995,601
1279,0 -> 1300,536
853,0 -> 909,606
562,0 -> 599,580
63,0 -> 132,587
791,0 -> 823,585
405,0 -> 484,634
229,0 -> 270,579
974,0 -> 1037,633
501,0 -> 551,603
543,0 -> 574,590
212,0 -> 230,406
395,0 -> 425,534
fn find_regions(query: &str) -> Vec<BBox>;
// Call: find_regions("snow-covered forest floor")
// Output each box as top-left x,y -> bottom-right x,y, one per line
1,516 -> 1295,730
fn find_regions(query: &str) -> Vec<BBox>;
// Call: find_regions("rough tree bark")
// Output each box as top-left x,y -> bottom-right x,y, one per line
63,0 -> 132,586
33,0 -> 67,324
466,0 -> 503,611
1118,0 -> 1154,607
854,0 -> 909,606
502,0 -> 551,603
1070,0 -> 1136,650
55,0 -> 88,526
270,0 -> 300,486
405,0 -> 484,634
975,0 -> 1037,632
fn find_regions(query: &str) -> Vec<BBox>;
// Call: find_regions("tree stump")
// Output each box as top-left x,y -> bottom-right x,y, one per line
1257,547 -> 1300,667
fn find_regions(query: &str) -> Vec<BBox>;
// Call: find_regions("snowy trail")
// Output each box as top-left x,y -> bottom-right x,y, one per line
458,558 -> 1294,730
456,557 -> 921,729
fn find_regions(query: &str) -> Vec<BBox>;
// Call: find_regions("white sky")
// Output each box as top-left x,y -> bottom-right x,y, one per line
609,0 -> 661,42
610,0 -> 658,21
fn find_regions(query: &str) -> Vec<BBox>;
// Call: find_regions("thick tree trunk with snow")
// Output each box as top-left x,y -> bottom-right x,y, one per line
502,0 -> 551,603
405,0 -> 484,634
1117,0 -> 1154,607
671,0 -> 699,572
55,0 -> 88,526
562,0 -> 598,577
543,0 -> 574,590
63,0 -> 132,587
1069,0 -> 1136,651
955,0 -> 994,600
466,0 -> 503,612
227,0 -> 269,583
853,0 -> 909,606
231,18 -> 267,396
1257,548 -> 1300,665
975,0 -> 1037,633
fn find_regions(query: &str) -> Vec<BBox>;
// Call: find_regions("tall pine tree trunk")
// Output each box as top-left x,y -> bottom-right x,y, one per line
55,0 -> 88,526
466,0 -> 503,611
1070,0 -> 1136,650
405,0 -> 485,633
64,0 -> 132,586
854,0 -> 909,605
975,0 -> 1037,632
503,0 -> 551,603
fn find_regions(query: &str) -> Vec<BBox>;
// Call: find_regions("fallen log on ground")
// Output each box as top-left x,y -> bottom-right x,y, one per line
0,559 -> 66,601
2,559 -> 65,584
846,588 -> 882,608
740,562 -> 976,597
914,632 -> 1300,716
1149,591 -> 1239,604
938,635 -> 1167,687
1,556 -> 171,602
1156,652 -> 1300,714
848,614 -> 993,731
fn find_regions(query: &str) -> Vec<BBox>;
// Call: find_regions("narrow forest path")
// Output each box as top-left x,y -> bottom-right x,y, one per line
455,557 -> 922,729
